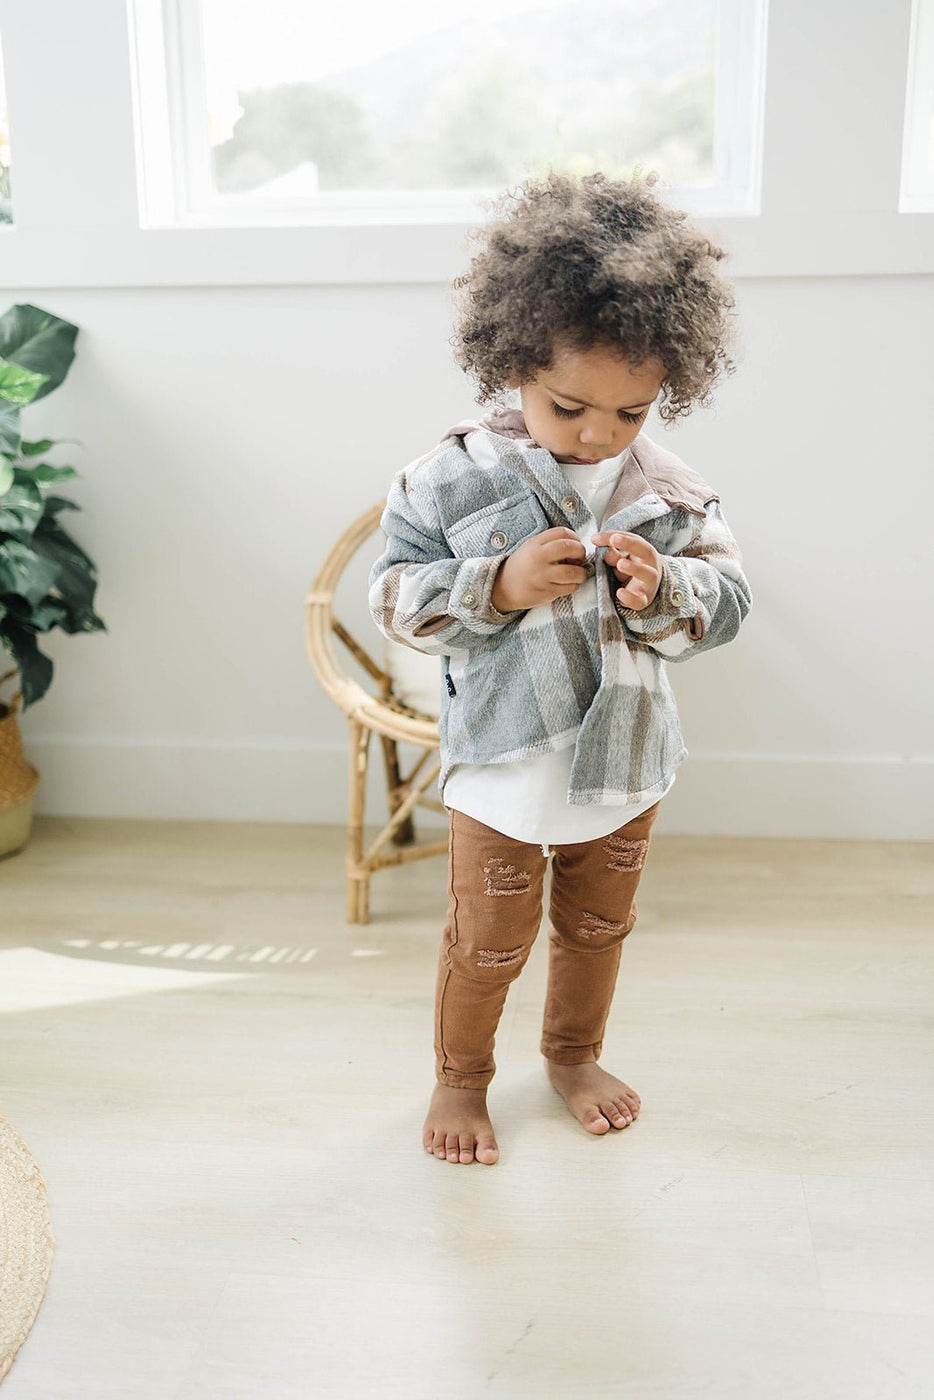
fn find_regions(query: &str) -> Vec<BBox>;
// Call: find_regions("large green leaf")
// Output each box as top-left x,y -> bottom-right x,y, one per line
0,402 -> 21,456
0,474 -> 44,534
19,438 -> 56,457
30,516 -> 99,608
0,457 -> 12,495
0,357 -> 49,406
21,461 -> 79,487
0,538 -> 60,604
0,618 -> 54,707
3,584 -> 104,636
3,590 -> 70,631
40,494 -> 80,518
0,304 -> 79,401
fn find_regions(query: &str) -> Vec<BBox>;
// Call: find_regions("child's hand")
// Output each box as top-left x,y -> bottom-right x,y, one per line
591,531 -> 661,610
491,527 -> 588,613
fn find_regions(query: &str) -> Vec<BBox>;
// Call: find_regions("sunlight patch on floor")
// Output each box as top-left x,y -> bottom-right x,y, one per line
0,946 -> 245,1014
57,937 -> 321,965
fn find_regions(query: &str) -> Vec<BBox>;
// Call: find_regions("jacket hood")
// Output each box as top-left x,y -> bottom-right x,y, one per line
441,410 -> 719,519
441,406 -> 530,443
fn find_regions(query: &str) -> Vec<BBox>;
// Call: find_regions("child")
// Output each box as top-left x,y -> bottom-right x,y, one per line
368,170 -> 752,1166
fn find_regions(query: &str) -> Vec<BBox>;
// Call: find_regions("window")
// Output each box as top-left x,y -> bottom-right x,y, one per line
130,0 -> 768,227
901,0 -> 934,211
0,0 -> 921,287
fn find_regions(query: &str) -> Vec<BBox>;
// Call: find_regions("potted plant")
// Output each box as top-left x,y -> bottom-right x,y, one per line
0,303 -> 106,857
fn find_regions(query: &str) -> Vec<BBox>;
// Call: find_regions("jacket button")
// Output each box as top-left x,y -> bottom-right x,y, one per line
585,561 -> 595,577
461,591 -> 478,608
489,531 -> 508,549
561,495 -> 577,512
671,589 -> 686,605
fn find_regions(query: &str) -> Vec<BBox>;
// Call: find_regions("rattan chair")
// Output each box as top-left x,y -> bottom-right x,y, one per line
304,502 -> 448,923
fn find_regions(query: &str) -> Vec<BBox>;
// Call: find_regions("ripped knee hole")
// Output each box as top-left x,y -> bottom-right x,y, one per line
476,945 -> 526,969
482,857 -> 532,897
602,835 -> 649,872
577,911 -> 626,941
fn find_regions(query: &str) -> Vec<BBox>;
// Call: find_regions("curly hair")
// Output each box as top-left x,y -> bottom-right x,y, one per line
451,169 -> 738,422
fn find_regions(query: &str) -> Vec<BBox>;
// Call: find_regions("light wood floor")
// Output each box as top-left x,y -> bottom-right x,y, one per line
2,817 -> 933,1399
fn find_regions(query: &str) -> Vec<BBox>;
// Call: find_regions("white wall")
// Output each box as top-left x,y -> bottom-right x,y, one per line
1,0 -> 932,839
6,273 -> 933,839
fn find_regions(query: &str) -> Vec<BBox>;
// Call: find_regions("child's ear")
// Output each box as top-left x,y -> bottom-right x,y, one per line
505,374 -> 521,390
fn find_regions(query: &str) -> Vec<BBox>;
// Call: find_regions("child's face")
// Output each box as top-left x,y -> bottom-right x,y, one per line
509,343 -> 665,465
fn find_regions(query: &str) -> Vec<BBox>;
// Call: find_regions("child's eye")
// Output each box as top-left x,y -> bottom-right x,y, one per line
550,401 -> 646,425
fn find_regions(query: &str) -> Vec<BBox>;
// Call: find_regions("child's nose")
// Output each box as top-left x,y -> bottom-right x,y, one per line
580,422 -> 614,445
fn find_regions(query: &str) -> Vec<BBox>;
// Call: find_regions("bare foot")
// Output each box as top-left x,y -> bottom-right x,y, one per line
422,1082 -> 499,1165
545,1060 -> 641,1135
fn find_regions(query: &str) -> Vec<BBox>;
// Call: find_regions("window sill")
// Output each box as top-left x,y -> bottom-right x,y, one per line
0,209 -> 932,290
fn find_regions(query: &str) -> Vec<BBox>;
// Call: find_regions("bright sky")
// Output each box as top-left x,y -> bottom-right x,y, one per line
200,0 -> 571,91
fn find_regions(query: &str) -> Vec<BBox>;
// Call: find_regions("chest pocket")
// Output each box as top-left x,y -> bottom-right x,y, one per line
444,491 -> 550,560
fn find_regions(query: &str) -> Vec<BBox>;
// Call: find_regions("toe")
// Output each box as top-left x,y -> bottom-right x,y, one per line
606,1099 -> 630,1128
585,1108 -> 611,1134
476,1137 -> 499,1164
445,1134 -> 461,1162
458,1133 -> 476,1164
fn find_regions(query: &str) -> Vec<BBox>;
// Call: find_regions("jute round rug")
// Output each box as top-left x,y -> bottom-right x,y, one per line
0,1117 -> 54,1381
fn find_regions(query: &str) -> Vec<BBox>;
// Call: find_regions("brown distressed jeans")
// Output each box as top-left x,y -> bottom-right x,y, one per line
434,800 -> 662,1088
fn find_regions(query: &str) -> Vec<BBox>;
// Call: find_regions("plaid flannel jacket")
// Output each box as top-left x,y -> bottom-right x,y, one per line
367,410 -> 752,806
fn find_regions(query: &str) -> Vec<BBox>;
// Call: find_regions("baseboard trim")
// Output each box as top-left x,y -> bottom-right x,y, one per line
22,737 -> 934,840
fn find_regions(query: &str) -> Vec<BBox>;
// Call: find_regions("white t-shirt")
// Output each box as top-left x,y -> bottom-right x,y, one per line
442,445 -> 675,848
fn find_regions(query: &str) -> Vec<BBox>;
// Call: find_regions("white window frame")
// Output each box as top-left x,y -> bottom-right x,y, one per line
135,0 -> 767,227
901,0 -> 934,210
0,0 -> 930,288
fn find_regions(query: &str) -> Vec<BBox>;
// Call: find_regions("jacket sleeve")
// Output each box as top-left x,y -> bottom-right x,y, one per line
612,498 -> 752,663
367,471 -> 524,657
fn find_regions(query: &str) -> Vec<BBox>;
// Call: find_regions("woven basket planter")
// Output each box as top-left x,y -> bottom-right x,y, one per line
0,690 -> 39,860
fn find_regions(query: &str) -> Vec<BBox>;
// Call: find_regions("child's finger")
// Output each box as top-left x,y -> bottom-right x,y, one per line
593,530 -> 649,564
548,564 -> 588,584
541,536 -> 586,560
592,530 -> 636,548
604,548 -> 627,568
539,526 -> 583,542
617,584 -> 647,606
615,555 -> 650,581
595,538 -> 630,562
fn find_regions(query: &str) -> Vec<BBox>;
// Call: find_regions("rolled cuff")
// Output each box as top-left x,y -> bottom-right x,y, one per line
447,553 -> 523,628
616,555 -> 697,625
413,554 -> 523,638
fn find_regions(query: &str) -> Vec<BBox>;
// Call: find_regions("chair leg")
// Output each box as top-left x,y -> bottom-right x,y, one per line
355,877 -> 370,924
347,718 -> 371,925
380,735 -> 415,846
347,876 -> 369,924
